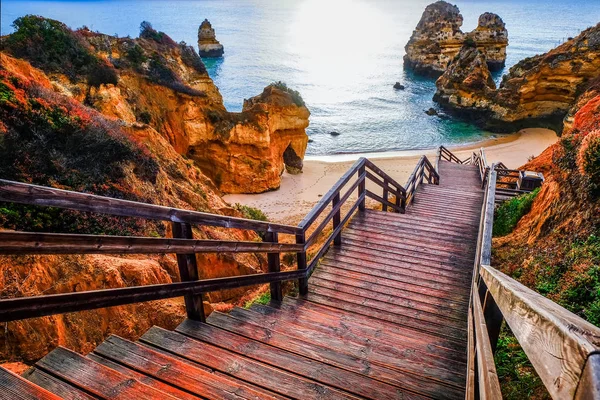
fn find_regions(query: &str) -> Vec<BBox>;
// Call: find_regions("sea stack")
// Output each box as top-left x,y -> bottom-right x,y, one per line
198,19 -> 224,58
404,1 -> 508,76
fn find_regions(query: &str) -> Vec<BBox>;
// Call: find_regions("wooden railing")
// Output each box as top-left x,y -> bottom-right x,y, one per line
0,157 -> 416,323
438,145 -> 467,164
404,155 -> 439,206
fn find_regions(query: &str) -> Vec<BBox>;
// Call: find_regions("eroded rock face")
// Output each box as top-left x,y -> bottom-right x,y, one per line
198,19 -> 224,58
5,20 -> 309,194
434,24 -> 600,132
404,1 -> 507,76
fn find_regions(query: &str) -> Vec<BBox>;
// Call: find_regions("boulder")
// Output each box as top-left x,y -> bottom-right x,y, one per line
393,82 -> 405,90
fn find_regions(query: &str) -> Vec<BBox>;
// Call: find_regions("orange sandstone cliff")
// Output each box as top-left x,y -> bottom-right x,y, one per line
0,16 -> 306,365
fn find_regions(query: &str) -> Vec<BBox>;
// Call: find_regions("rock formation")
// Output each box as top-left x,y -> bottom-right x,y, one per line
1,17 -> 309,194
404,1 -> 508,76
0,16 -> 304,364
197,19 -> 224,58
434,24 -> 600,132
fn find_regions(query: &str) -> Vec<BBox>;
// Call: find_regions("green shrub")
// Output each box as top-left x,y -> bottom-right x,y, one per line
233,203 -> 268,222
493,188 -> 540,237
244,291 -> 271,308
270,81 -> 305,107
3,15 -> 118,87
139,21 -> 177,47
126,44 -> 147,67
495,324 -> 549,399
147,53 -> 205,96
579,132 -> 600,194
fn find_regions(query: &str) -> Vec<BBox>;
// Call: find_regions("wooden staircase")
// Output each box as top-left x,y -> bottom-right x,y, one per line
1,148 -> 599,399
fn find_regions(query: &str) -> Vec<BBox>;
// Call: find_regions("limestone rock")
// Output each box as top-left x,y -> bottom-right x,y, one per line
434,24 -> 600,132
404,1 -> 508,76
197,19 -> 224,58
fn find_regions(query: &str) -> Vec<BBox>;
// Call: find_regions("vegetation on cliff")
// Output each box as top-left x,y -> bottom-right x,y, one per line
492,88 -> 600,397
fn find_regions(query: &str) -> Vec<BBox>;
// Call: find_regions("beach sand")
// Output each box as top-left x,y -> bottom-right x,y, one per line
224,128 -> 558,224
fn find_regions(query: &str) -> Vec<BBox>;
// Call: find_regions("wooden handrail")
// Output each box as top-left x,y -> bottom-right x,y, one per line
468,165 -> 600,400
438,145 -> 464,164
0,231 -> 304,254
0,157 -> 410,321
0,180 -> 301,235
404,155 -> 439,206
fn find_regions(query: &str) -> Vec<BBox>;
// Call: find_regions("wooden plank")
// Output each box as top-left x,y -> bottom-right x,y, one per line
296,232 -> 308,296
233,306 -> 467,381
206,311 -> 464,399
22,368 -> 95,400
176,319 -> 427,400
465,306 -> 476,400
0,179 -> 301,234
481,264 -> 600,400
306,285 -> 467,341
250,301 -> 467,364
35,347 -> 178,399
283,297 -> 467,355
0,268 -> 306,322
86,353 -> 200,400
472,286 -> 502,400
0,231 -> 303,255
365,171 -> 403,199
140,326 -> 358,400
94,335 -> 283,400
481,168 -> 497,266
364,159 -> 407,195
0,367 -> 62,400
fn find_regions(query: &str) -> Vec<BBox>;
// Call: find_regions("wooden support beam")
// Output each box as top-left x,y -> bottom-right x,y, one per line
296,232 -> 308,296
481,264 -> 600,399
265,232 -> 283,303
332,192 -> 342,245
172,222 -> 204,322
472,284 -> 502,400
575,353 -> 600,400
358,164 -> 366,212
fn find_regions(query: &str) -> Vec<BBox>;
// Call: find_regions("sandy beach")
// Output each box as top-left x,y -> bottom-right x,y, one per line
224,128 -> 558,224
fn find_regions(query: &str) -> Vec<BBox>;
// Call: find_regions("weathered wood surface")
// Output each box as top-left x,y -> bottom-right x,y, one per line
0,231 -> 303,254
0,179 -> 301,234
481,264 -> 600,400
575,353 -> 600,400
0,367 -> 62,400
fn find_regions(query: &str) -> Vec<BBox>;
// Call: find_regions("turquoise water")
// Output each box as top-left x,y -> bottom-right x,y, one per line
2,0 -> 598,155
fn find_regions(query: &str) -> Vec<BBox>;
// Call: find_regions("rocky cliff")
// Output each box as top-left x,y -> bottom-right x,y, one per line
434,24 -> 600,132
404,1 -> 508,76
0,16 -> 295,365
1,16 -> 310,194
198,19 -> 224,58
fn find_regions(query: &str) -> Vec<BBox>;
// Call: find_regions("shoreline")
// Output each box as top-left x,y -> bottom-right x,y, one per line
224,128 -> 558,224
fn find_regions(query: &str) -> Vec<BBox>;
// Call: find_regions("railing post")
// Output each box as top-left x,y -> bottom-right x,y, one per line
265,232 -> 283,303
358,164 -> 366,212
332,192 -> 342,245
296,232 -> 308,296
382,178 -> 389,212
482,287 -> 503,353
172,222 -> 205,322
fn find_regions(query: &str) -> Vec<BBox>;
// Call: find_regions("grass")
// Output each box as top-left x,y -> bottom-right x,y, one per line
493,188 -> 540,237
243,291 -> 271,308
233,203 -> 268,222
495,324 -> 550,399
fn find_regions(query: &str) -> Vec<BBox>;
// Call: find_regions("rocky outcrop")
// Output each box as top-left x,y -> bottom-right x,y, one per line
434,24 -> 600,132
404,1 -> 507,76
1,17 -> 309,194
0,34 -> 269,363
198,19 -> 224,58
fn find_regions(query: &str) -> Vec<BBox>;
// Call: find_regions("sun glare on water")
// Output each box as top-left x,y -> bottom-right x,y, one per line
287,0 -> 393,105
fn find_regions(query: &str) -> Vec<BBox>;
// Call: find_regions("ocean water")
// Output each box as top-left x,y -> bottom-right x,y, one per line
2,0 -> 598,155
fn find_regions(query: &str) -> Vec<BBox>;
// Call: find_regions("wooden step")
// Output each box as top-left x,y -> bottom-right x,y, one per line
139,326 -> 357,400
176,319 -> 431,400
207,312 -> 464,399
0,367 -> 62,400
93,335 -> 282,399
34,347 -> 177,399
22,368 -> 95,400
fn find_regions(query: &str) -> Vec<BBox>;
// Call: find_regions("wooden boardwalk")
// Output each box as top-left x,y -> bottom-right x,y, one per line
1,161 -> 484,400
